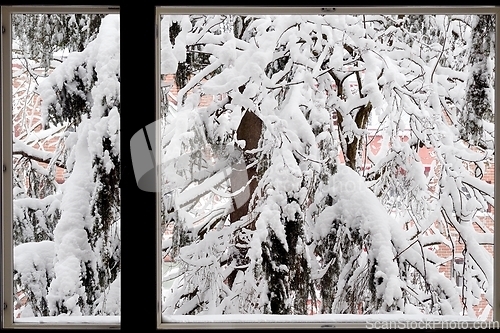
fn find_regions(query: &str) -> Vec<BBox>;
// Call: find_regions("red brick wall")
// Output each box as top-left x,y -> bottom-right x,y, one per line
12,63 -> 66,186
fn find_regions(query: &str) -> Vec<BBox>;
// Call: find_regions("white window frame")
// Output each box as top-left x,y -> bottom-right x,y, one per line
1,5 -> 120,330
155,5 -> 500,330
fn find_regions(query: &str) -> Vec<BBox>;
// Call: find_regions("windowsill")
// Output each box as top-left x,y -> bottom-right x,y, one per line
14,315 -> 120,324
162,313 -> 486,322
161,313 -> 498,329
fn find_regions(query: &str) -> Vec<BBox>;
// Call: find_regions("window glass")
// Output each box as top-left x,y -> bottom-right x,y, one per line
156,9 -> 496,326
3,8 -> 120,327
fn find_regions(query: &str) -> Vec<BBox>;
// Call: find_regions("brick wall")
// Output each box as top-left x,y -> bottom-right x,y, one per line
12,62 -> 66,185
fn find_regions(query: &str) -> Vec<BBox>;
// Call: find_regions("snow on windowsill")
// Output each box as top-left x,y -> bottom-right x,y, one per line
162,313 -> 482,323
14,315 -> 120,324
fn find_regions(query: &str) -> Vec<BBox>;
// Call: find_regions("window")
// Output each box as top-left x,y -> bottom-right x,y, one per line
1,5 -> 120,329
152,6 -> 499,329
2,5 -> 498,331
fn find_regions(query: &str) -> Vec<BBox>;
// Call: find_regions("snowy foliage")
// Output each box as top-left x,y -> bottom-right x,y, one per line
160,13 -> 495,318
12,14 -> 104,70
12,14 -> 120,317
9,10 -> 495,322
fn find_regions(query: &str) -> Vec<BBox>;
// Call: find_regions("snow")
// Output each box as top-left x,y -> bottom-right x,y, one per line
47,120 -> 95,316
14,241 -> 55,286
162,313 -> 471,323
323,165 -> 404,309
10,311 -> 486,326
9,10 -> 496,326
157,12 -> 495,320
14,316 -> 119,324
12,13 -> 121,322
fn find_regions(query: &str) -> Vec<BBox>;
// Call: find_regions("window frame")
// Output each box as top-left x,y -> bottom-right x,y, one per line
155,5 -> 500,330
1,5 -> 120,330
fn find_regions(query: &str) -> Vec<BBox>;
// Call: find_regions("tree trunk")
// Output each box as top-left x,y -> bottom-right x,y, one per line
226,110 -> 263,289
229,110 -> 262,223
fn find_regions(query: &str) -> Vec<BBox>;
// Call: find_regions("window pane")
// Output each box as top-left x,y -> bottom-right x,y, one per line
158,12 -> 495,322
11,12 -> 120,322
